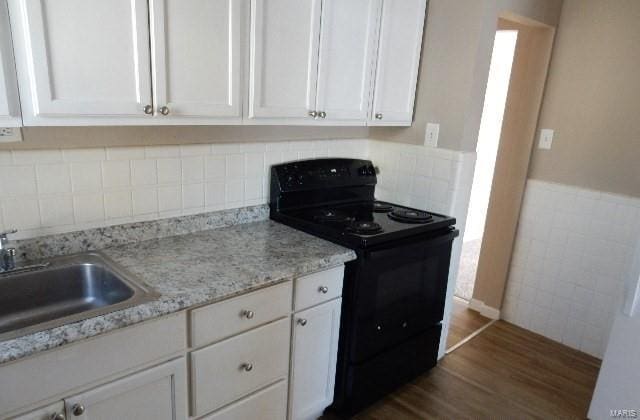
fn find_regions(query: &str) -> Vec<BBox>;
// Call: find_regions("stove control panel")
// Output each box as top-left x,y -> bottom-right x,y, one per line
272,158 -> 377,192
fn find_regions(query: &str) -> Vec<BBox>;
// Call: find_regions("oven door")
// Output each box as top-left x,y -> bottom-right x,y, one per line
349,230 -> 457,363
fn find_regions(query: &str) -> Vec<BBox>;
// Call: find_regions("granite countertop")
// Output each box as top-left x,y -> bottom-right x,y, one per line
0,220 -> 356,365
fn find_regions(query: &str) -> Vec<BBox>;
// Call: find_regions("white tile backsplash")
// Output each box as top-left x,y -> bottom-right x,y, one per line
502,179 -> 640,358
0,139 -> 371,238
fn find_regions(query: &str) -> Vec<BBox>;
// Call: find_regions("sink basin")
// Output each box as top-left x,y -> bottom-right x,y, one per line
0,253 -> 158,341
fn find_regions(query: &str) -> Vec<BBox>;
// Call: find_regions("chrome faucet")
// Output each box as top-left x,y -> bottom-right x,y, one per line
0,229 -> 17,272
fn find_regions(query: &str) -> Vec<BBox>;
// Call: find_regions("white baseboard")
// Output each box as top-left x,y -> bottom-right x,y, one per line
468,298 -> 501,320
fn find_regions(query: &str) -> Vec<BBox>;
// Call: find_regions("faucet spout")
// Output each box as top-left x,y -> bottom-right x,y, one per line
0,229 -> 18,272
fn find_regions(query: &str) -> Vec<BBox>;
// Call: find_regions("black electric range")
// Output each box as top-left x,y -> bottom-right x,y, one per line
270,158 -> 459,417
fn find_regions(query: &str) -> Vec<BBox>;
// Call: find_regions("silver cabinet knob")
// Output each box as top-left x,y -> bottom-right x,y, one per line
318,286 -> 328,294
241,309 -> 255,319
298,318 -> 308,326
159,106 -> 170,116
72,404 -> 85,416
241,362 -> 253,372
319,111 -> 326,119
50,413 -> 66,420
143,104 -> 153,115
375,113 -> 383,120
308,110 -> 318,118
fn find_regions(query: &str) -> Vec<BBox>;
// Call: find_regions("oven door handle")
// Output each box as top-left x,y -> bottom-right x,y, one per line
364,229 -> 459,259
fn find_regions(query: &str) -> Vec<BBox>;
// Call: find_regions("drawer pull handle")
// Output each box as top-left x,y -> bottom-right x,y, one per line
318,286 -> 329,294
72,404 -> 85,416
298,318 -> 308,326
241,362 -> 254,372
241,309 -> 255,319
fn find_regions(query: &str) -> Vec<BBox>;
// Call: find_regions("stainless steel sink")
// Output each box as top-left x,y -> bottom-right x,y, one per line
0,252 -> 158,341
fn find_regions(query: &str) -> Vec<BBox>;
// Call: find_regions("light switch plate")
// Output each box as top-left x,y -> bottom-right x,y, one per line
424,123 -> 440,148
539,128 -> 554,150
0,127 -> 23,143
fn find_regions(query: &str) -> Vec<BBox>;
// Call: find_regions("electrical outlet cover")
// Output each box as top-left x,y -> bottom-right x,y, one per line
424,123 -> 440,148
0,127 -> 23,143
539,128 -> 554,150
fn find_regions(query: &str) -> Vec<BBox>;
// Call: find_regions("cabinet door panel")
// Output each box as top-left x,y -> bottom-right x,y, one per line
248,0 -> 321,120
315,0 -> 380,123
370,0 -> 427,125
0,0 -> 21,127
289,299 -> 342,420
151,0 -> 245,121
9,0 -> 152,123
64,358 -> 187,420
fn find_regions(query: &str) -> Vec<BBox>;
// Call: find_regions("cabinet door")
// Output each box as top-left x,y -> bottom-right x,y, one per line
0,0 -> 21,127
315,0 -> 380,124
64,358 -> 187,420
150,0 -> 246,123
289,299 -> 342,420
8,0 -> 153,125
248,0 -> 321,122
13,401 -> 65,420
369,0 -> 427,126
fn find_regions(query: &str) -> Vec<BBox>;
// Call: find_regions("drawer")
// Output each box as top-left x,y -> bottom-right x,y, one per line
190,318 -> 290,417
200,380 -> 287,420
190,281 -> 292,347
294,266 -> 344,311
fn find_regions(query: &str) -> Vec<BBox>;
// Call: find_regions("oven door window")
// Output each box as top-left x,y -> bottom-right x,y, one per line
350,235 -> 454,363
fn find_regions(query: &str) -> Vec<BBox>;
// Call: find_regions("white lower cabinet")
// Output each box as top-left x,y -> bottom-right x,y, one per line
6,266 -> 347,420
201,380 -> 288,420
63,358 -> 187,420
289,299 -> 342,420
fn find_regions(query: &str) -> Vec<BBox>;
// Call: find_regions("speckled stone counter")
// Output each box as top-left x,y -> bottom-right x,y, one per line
0,220 -> 356,365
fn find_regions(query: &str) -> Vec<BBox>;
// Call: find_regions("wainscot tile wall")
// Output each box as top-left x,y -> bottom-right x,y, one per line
0,140 -> 369,239
502,179 -> 640,358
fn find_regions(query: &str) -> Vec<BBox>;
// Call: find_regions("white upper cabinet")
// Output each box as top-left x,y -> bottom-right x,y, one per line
315,0 -> 380,124
149,0 -> 246,123
0,0 -> 21,127
8,0 -> 153,125
369,0 -> 427,126
7,0 -> 426,127
248,0 -> 321,122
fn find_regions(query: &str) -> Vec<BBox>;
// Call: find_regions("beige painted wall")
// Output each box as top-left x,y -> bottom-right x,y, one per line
528,0 -> 640,198
369,0 -> 562,151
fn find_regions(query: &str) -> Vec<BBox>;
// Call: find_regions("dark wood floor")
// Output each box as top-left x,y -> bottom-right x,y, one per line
330,301 -> 602,419
446,298 -> 492,349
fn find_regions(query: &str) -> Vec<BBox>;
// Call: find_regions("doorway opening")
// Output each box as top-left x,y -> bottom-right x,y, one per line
454,30 -> 518,303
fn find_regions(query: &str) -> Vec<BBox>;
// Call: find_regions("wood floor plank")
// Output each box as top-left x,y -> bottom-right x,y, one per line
446,299 -> 492,348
